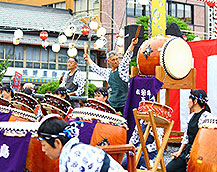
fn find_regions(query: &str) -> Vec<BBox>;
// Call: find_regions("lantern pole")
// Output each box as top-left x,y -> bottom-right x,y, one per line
85,35 -> 91,97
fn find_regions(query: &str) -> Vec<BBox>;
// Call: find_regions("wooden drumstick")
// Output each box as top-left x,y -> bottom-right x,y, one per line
134,24 -> 141,40
84,42 -> 87,54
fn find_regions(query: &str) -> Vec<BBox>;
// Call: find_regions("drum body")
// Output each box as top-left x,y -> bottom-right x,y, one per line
11,92 -> 39,113
41,94 -> 71,117
87,98 -> 116,114
138,101 -> 173,120
137,35 -> 192,79
0,97 -> 10,106
67,107 -> 127,146
188,119 -> 217,172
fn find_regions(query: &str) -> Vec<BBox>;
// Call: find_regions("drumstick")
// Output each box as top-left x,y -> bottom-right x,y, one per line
84,42 -> 87,54
134,24 -> 141,40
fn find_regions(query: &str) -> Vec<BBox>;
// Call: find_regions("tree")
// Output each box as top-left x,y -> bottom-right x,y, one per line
136,15 -> 196,41
0,56 -> 12,82
37,81 -> 59,94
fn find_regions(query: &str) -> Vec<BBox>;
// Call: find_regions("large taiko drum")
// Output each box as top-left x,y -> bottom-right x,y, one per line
137,35 -> 193,80
0,122 -> 59,172
11,92 -> 39,113
41,94 -> 71,117
187,117 -> 217,172
87,98 -> 116,114
67,107 -> 127,146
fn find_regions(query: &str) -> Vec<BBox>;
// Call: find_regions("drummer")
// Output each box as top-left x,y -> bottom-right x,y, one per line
53,87 -> 70,102
94,87 -> 109,105
83,38 -> 138,114
37,114 -> 126,172
166,89 -> 212,172
2,84 -> 14,101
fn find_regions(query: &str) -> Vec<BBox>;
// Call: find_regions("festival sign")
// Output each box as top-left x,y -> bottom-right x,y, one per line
12,71 -> 22,92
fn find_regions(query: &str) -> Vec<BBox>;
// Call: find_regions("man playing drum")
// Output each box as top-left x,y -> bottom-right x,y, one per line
59,57 -> 85,97
83,38 -> 138,114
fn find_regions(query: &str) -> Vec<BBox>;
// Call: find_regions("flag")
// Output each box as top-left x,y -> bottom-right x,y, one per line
12,71 -> 22,92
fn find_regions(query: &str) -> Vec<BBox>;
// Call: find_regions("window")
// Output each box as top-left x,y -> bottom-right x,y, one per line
166,1 -> 193,24
127,0 -> 150,17
44,2 -> 66,9
74,0 -> 99,15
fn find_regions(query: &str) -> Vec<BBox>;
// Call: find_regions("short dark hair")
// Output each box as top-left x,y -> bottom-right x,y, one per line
37,117 -> 70,148
2,84 -> 14,97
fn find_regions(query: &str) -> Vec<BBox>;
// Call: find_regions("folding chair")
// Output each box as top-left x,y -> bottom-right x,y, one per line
133,109 -> 174,172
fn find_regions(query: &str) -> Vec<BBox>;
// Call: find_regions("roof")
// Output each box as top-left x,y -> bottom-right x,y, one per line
0,2 -> 71,32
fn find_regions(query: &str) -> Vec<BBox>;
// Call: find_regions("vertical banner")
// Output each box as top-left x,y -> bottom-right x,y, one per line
151,0 -> 166,37
12,71 -> 22,92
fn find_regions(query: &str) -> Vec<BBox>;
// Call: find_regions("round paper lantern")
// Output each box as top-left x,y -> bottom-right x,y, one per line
42,40 -> 49,48
14,29 -> 23,39
100,37 -> 107,45
116,37 -> 124,46
69,24 -> 76,33
13,38 -> 20,45
58,34 -> 67,44
64,27 -> 73,37
40,31 -> 48,41
95,39 -> 104,49
81,26 -> 90,35
119,29 -> 125,38
52,43 -> 61,52
206,1 -> 215,7
97,27 -> 106,37
89,21 -> 99,30
67,47 -> 78,57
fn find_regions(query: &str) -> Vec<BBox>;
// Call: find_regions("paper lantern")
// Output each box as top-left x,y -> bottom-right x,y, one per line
40,31 -> 48,41
52,44 -> 61,52
64,27 -> 73,37
14,29 -> 23,39
119,29 -> 125,38
58,34 -> 67,44
67,47 -> 78,57
89,21 -> 99,30
206,1 -> 215,7
68,42 -> 75,49
95,39 -> 104,49
97,27 -> 106,37
13,38 -> 20,45
116,37 -> 124,46
81,26 -> 90,35
42,40 -> 49,48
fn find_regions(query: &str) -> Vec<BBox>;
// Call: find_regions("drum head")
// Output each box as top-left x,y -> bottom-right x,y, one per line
10,101 -> 34,113
160,37 -> 192,80
41,103 -> 66,117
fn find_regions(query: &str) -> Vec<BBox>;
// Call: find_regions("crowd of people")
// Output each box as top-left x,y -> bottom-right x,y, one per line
0,37 -> 214,172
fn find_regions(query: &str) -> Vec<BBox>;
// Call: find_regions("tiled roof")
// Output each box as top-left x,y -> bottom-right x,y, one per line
0,2 -> 71,32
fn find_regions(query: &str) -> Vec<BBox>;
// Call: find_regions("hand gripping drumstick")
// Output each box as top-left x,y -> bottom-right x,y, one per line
134,24 -> 141,40
84,42 -> 87,54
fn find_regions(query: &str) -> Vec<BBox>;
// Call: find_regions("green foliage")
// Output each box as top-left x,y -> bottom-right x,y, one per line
0,56 -> 12,82
136,15 -> 196,41
82,83 -> 97,98
37,81 -> 59,94
129,56 -> 137,68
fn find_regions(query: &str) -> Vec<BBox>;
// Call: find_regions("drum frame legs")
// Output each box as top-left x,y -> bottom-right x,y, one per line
133,109 -> 174,172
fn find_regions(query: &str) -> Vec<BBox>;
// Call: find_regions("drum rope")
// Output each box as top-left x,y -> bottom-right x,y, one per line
163,73 -> 167,83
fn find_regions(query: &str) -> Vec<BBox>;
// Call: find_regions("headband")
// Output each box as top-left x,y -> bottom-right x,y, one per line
190,93 -> 208,103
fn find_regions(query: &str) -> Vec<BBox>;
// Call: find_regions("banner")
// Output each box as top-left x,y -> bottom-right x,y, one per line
0,132 -> 31,172
151,0 -> 166,36
12,71 -> 22,92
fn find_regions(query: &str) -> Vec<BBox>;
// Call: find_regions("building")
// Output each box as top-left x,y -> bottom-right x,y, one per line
0,2 -> 106,87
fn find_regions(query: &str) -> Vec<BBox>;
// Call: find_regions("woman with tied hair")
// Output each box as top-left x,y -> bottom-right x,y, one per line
166,89 -> 212,172
37,115 -> 126,172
